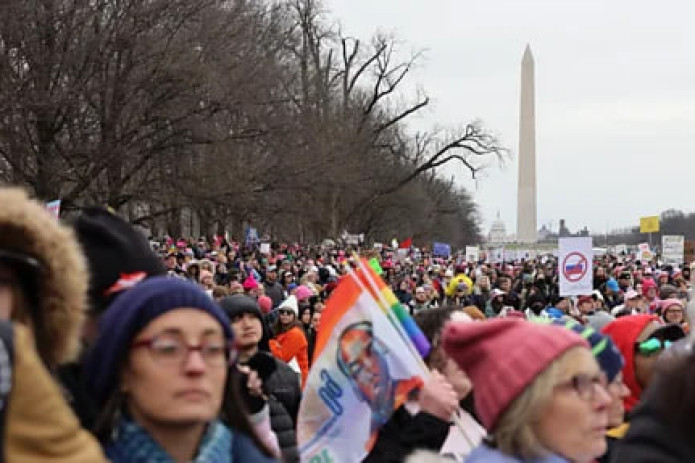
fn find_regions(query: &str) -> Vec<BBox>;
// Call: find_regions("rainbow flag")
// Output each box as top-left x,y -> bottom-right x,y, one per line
297,259 -> 430,462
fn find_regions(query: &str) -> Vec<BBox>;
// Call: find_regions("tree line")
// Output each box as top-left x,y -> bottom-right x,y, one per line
0,0 -> 504,247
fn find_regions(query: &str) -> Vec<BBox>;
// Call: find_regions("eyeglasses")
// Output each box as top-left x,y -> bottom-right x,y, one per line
556,373 -> 607,401
131,333 -> 234,367
278,309 -> 295,316
635,338 -> 672,356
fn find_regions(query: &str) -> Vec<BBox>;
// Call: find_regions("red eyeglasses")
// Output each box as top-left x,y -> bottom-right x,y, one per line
131,333 -> 237,367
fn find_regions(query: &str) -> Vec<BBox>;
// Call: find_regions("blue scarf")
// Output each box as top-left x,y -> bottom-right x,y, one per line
106,418 -> 232,463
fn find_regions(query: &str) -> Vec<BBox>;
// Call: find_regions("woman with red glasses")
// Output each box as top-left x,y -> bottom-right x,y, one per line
85,277 -> 278,462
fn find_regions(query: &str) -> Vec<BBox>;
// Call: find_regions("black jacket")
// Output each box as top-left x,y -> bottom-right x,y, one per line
611,377 -> 695,462
258,354 -> 301,462
363,406 -> 450,463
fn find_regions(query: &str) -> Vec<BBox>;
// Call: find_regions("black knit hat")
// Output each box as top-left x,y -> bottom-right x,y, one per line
219,294 -> 263,322
72,208 -> 165,314
219,294 -> 270,352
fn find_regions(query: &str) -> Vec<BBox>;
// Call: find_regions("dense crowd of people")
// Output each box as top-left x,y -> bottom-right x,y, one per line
1,185 -> 695,461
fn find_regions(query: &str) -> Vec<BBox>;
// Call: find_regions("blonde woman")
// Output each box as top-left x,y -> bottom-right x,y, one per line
444,319 -> 611,463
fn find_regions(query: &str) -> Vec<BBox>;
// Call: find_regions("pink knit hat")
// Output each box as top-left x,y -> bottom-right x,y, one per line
294,285 -> 315,302
242,275 -> 258,291
443,318 -> 588,430
258,295 -> 273,314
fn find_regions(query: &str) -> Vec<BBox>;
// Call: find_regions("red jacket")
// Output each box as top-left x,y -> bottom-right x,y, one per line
270,326 -> 309,388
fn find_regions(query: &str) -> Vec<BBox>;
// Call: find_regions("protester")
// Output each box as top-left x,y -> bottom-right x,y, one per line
270,295 -> 309,387
0,322 -> 107,460
65,206 -> 166,428
611,327 -> 695,461
0,187 -> 88,370
444,319 -> 610,463
601,315 -> 685,414
660,298 -> 686,327
263,266 -> 284,309
413,308 -> 486,460
545,319 -> 628,463
222,294 -> 300,462
577,295 -> 614,331
86,277 -> 278,462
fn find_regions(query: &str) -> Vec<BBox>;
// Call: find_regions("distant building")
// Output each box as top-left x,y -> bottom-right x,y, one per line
489,214 -> 508,244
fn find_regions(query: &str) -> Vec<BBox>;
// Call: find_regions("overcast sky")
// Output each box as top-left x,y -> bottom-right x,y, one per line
325,0 -> 695,237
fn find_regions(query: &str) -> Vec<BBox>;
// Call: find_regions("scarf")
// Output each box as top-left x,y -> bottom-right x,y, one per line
106,418 -> 232,463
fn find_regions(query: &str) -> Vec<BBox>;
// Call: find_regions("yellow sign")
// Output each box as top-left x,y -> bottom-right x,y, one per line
640,216 -> 660,233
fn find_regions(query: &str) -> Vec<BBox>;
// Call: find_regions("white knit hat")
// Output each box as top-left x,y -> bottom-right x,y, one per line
278,295 -> 299,316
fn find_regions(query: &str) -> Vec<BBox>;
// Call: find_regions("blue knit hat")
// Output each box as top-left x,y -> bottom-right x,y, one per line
86,276 -> 233,407
606,278 -> 620,293
549,318 -> 624,382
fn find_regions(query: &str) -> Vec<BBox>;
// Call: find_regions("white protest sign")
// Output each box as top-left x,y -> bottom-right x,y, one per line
259,243 -> 271,255
558,237 -> 593,296
488,247 -> 504,264
503,249 -> 516,262
662,235 -> 684,265
638,243 -> 653,263
465,246 -> 479,263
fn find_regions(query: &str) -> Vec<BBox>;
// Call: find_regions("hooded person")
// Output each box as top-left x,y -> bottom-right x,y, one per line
60,206 -> 166,428
221,295 -> 301,462
601,315 -> 684,415
0,320 -> 106,461
0,187 -> 87,371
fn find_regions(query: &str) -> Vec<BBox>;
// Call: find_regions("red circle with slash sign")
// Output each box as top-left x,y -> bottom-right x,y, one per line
562,252 -> 588,283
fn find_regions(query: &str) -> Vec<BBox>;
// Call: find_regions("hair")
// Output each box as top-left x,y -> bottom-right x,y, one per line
490,348 -> 576,459
272,313 -> 302,335
462,305 -> 486,321
212,286 -> 230,300
414,307 -> 456,370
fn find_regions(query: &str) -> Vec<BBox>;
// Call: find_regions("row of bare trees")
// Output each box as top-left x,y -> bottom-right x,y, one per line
0,0 -> 504,246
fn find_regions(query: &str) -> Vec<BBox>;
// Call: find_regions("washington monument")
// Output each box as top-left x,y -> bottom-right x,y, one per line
517,45 -> 537,243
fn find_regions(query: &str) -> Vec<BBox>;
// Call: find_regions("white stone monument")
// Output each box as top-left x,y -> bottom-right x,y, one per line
517,45 -> 537,243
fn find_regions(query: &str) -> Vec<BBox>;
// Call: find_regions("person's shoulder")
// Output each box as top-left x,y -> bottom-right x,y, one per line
231,430 -> 278,462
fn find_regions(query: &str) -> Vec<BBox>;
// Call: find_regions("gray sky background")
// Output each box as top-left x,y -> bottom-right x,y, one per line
326,0 -> 695,237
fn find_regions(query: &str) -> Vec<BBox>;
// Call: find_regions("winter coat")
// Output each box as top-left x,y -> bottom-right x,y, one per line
0,188 -> 87,368
4,323 -> 107,461
466,443 -> 569,462
363,405 -> 450,463
610,351 -> 695,462
259,354 -> 301,463
269,326 -> 309,387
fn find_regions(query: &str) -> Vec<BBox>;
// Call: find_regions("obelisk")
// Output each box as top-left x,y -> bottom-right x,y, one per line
517,45 -> 537,243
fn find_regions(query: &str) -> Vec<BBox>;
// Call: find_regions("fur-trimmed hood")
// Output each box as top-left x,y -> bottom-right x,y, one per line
0,188 -> 86,366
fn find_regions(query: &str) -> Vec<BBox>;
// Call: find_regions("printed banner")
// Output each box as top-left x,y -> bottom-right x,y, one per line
297,261 -> 430,462
558,237 -> 593,296
432,242 -> 451,257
